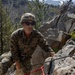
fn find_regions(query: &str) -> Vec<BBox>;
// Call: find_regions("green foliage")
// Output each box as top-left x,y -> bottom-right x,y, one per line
70,31 -> 75,38
0,0 -> 14,54
13,0 -> 28,7
27,0 -> 59,29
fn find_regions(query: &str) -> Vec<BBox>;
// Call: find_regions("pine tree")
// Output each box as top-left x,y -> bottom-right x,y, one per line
0,0 -> 3,54
0,0 -> 13,55
27,0 -> 59,29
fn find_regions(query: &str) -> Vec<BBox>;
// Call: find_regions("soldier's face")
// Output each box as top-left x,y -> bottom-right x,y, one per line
23,21 -> 35,34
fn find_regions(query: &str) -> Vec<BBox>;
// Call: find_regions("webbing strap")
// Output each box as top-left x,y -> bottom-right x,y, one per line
24,66 -> 45,75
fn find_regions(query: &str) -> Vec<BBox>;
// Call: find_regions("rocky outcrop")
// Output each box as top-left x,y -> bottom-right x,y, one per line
39,28 -> 71,52
38,14 -> 75,34
38,14 -> 74,51
0,51 -> 13,75
44,38 -> 75,75
30,45 -> 49,75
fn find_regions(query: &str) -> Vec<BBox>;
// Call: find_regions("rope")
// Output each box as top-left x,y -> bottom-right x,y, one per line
24,66 -> 45,75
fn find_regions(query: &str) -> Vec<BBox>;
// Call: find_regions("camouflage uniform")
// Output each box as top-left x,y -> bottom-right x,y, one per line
10,28 -> 53,73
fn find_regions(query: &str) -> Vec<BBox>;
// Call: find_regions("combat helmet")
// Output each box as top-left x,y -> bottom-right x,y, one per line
20,13 -> 35,24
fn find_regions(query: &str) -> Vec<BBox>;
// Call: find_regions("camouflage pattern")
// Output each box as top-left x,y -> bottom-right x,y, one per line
10,28 -> 53,73
20,13 -> 35,24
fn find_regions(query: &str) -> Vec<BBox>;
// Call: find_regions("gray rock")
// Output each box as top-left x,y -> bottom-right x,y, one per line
44,39 -> 75,75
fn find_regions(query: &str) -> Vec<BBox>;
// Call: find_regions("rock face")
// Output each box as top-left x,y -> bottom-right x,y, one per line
38,14 -> 74,52
39,28 -> 71,52
44,38 -> 75,75
38,14 -> 75,33
0,51 -> 13,75
30,45 -> 49,75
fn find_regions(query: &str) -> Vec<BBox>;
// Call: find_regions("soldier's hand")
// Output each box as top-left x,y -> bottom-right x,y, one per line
50,51 -> 55,57
15,61 -> 21,70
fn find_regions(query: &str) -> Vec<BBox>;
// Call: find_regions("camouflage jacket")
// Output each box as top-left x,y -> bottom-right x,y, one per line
10,28 -> 53,62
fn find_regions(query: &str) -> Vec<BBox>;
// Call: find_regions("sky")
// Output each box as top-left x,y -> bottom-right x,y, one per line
29,0 -> 75,4
29,0 -> 75,2
37,0 -> 75,5
39,0 -> 75,2
53,0 -> 75,1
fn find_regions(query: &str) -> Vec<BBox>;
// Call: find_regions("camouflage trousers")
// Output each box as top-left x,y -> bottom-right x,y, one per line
20,59 -> 32,74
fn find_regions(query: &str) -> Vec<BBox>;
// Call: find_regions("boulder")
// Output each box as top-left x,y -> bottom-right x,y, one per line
30,45 -> 50,75
0,51 -> 13,75
44,38 -> 75,75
